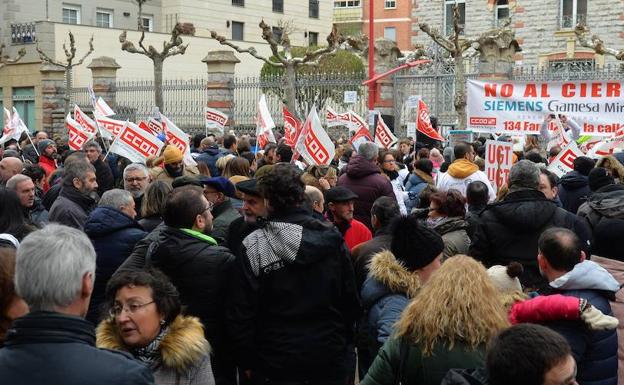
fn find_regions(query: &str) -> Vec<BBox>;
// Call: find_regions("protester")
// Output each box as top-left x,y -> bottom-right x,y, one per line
84,189 -> 147,324
123,163 -> 151,217
361,216 -> 444,349
221,134 -> 237,156
36,138 -> 57,191
326,186 -> 372,251
398,138 -> 412,165
304,185 -> 325,220
226,178 -> 268,257
200,176 -> 241,244
222,156 -> 251,179
226,163 -> 360,385
539,167 -> 560,204
0,188 -> 36,241
0,247 -> 28,343
41,151 -> 89,211
337,142 -> 395,230
379,151 -> 409,215
426,189 -> 471,259
302,165 -> 338,191
436,142 -> 496,201
139,180 -> 172,233
405,158 -> 434,212
429,148 -> 444,173
215,154 -> 235,176
6,174 -> 48,227
0,224 -> 154,384
558,156 -> 594,214
470,160 -> 591,289
540,113 -> 582,142
49,160 -> 98,229
587,167 -> 615,194
465,181 -> 488,239
22,164 -> 46,199
83,140 -> 114,195
0,157 -> 23,185
21,130 -> 47,163
536,227 -> 618,385
275,143 -> 293,163
596,156 -> 624,184
97,269 -> 215,385
151,145 -> 199,184
196,137 -> 223,177
361,255 -> 508,385
257,143 -> 277,168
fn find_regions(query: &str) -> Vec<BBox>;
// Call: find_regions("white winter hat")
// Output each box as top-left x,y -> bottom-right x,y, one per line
487,262 -> 523,293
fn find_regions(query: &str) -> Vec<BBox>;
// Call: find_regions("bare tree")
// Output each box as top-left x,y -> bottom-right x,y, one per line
136,0 -> 149,31
0,44 -> 26,69
210,20 -> 362,119
119,23 -> 188,111
36,31 -> 94,115
575,24 -> 624,61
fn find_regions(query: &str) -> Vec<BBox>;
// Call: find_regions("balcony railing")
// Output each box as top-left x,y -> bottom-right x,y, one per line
561,13 -> 587,29
333,7 -> 363,23
11,22 -> 37,44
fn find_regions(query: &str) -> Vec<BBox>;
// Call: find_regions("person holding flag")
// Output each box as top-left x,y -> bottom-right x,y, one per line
150,145 -> 200,185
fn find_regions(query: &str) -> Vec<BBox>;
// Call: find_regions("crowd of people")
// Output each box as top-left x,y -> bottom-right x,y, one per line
0,124 -> 623,385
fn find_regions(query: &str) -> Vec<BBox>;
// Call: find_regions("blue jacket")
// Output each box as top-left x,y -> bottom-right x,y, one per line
84,206 -> 147,323
544,260 -> 619,385
361,250 -> 421,350
404,171 -> 432,212
558,170 -> 591,214
195,146 -> 223,177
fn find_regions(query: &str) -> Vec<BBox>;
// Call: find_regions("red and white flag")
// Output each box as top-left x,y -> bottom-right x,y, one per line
326,106 -> 350,127
205,107 -> 228,134
375,115 -> 398,149
0,108 -> 28,146
348,110 -> 368,133
95,113 -> 127,138
350,126 -> 373,152
109,122 -> 164,163
417,99 -> 445,141
548,141 -> 585,178
73,105 -> 97,135
66,113 -> 95,151
95,97 -> 115,117
295,107 -> 335,166
283,105 -> 302,147
147,117 -> 164,135
256,94 -> 276,150
161,113 -> 196,166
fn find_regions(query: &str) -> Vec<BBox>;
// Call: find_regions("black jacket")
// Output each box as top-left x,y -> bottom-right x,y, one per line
226,209 -> 361,382
0,311 -> 154,385
84,206 -> 147,323
470,189 -> 591,289
558,170 -> 591,214
226,216 -> 258,258
48,186 -> 97,230
93,158 -> 115,196
195,146 -> 223,177
351,229 -> 393,292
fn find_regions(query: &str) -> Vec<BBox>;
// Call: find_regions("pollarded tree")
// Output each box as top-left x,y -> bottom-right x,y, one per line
575,24 -> 624,61
0,44 -> 26,69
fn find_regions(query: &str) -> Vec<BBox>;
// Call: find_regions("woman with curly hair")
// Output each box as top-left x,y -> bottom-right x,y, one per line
425,189 -> 471,259
361,255 -> 509,385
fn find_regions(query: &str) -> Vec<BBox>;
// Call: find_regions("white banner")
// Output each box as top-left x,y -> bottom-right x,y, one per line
484,140 -> 513,191
66,113 -> 95,151
95,113 -> 127,138
467,79 -> 624,136
375,115 -> 397,149
95,97 -> 115,117
161,113 -> 196,166
109,122 -> 164,163
547,141 -> 585,178
296,107 -> 335,166
204,107 -> 228,133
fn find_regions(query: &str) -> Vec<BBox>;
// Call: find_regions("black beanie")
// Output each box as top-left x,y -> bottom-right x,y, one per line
573,156 -> 595,176
588,167 -> 614,192
390,215 -> 445,271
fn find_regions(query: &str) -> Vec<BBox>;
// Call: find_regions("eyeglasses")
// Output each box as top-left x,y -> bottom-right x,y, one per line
201,201 -> 214,213
125,177 -> 148,183
383,159 -> 396,163
109,300 -> 155,317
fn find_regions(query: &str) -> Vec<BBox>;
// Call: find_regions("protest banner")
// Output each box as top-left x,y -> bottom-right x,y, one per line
283,105 -> 302,147
147,117 -> 164,135
160,113 -> 195,166
467,79 -> 624,136
0,108 -> 28,146
66,114 -> 95,151
109,122 -> 164,163
484,140 -> 513,191
348,110 -> 368,133
375,114 -> 398,149
256,94 -> 276,150
94,97 -> 115,117
417,99 -> 445,141
547,141 -> 585,177
350,126 -> 373,151
95,113 -> 126,137
205,107 -> 228,134
73,105 -> 98,135
295,107 -> 335,166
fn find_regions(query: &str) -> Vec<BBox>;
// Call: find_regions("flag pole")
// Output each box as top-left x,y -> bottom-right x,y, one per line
25,130 -> 40,157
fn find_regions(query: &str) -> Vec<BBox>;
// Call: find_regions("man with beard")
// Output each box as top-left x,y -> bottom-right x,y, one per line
143,186 -> 236,385
226,178 -> 268,257
200,176 -> 241,244
49,160 -> 98,230
150,145 -> 199,184
36,139 -> 57,192
123,163 -> 151,219
22,130 -> 48,163
327,186 -> 372,251
6,174 -> 49,227
83,141 -> 114,195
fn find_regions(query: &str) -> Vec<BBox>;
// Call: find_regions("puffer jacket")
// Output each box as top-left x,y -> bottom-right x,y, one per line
404,170 -> 433,211
226,209 -> 360,383
361,251 -> 421,349
436,159 -> 496,202
337,155 -> 395,229
97,315 -> 215,385
84,206 -> 147,323
195,146 -> 223,177
558,170 -> 591,214
577,187 -> 624,261
430,216 -> 471,259
543,260 -> 619,385
470,189 -> 591,289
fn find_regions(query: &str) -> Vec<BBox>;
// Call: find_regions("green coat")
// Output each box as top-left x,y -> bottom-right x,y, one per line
361,337 -> 486,385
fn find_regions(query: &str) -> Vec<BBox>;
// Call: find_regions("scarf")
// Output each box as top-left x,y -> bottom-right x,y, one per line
131,326 -> 168,369
385,169 -> 400,181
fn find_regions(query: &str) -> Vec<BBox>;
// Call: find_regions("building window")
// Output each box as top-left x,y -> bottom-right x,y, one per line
232,21 -> 244,41
384,26 -> 396,42
141,16 -> 153,32
272,26 -> 283,43
385,0 -> 397,9
12,87 -> 35,132
444,0 -> 465,35
309,0 -> 319,18
561,0 -> 587,29
273,0 -> 284,13
308,31 -> 319,46
232,0 -> 244,6
96,9 -> 113,28
62,5 -> 81,25
495,0 -> 509,26
334,0 -> 360,7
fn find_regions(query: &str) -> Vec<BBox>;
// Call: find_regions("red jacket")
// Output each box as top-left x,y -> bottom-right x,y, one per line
38,155 -> 57,192
342,218 -> 372,251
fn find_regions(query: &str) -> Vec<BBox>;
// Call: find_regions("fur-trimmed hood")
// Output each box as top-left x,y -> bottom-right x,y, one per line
96,315 -> 210,373
361,250 -> 422,308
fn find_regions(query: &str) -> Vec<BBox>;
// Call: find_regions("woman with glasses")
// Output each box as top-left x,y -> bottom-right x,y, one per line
97,269 -> 215,385
379,151 -> 409,215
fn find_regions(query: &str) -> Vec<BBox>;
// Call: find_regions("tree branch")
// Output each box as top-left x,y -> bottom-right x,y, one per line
0,44 -> 26,68
419,23 -> 455,53
259,19 -> 286,64
575,24 -> 624,60
73,35 -> 94,66
119,30 -> 150,57
209,30 -> 284,67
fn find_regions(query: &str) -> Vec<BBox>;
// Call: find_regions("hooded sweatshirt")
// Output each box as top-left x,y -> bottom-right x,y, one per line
436,159 -> 496,202
558,170 -> 591,214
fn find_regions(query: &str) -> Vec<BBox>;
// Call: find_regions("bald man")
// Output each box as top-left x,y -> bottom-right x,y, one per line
0,157 -> 23,185
304,185 -> 325,221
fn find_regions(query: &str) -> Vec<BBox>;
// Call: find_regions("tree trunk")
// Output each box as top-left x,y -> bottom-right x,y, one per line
137,2 -> 143,31
454,54 -> 466,129
153,56 -> 164,112
64,67 -> 72,116
284,64 -> 300,120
